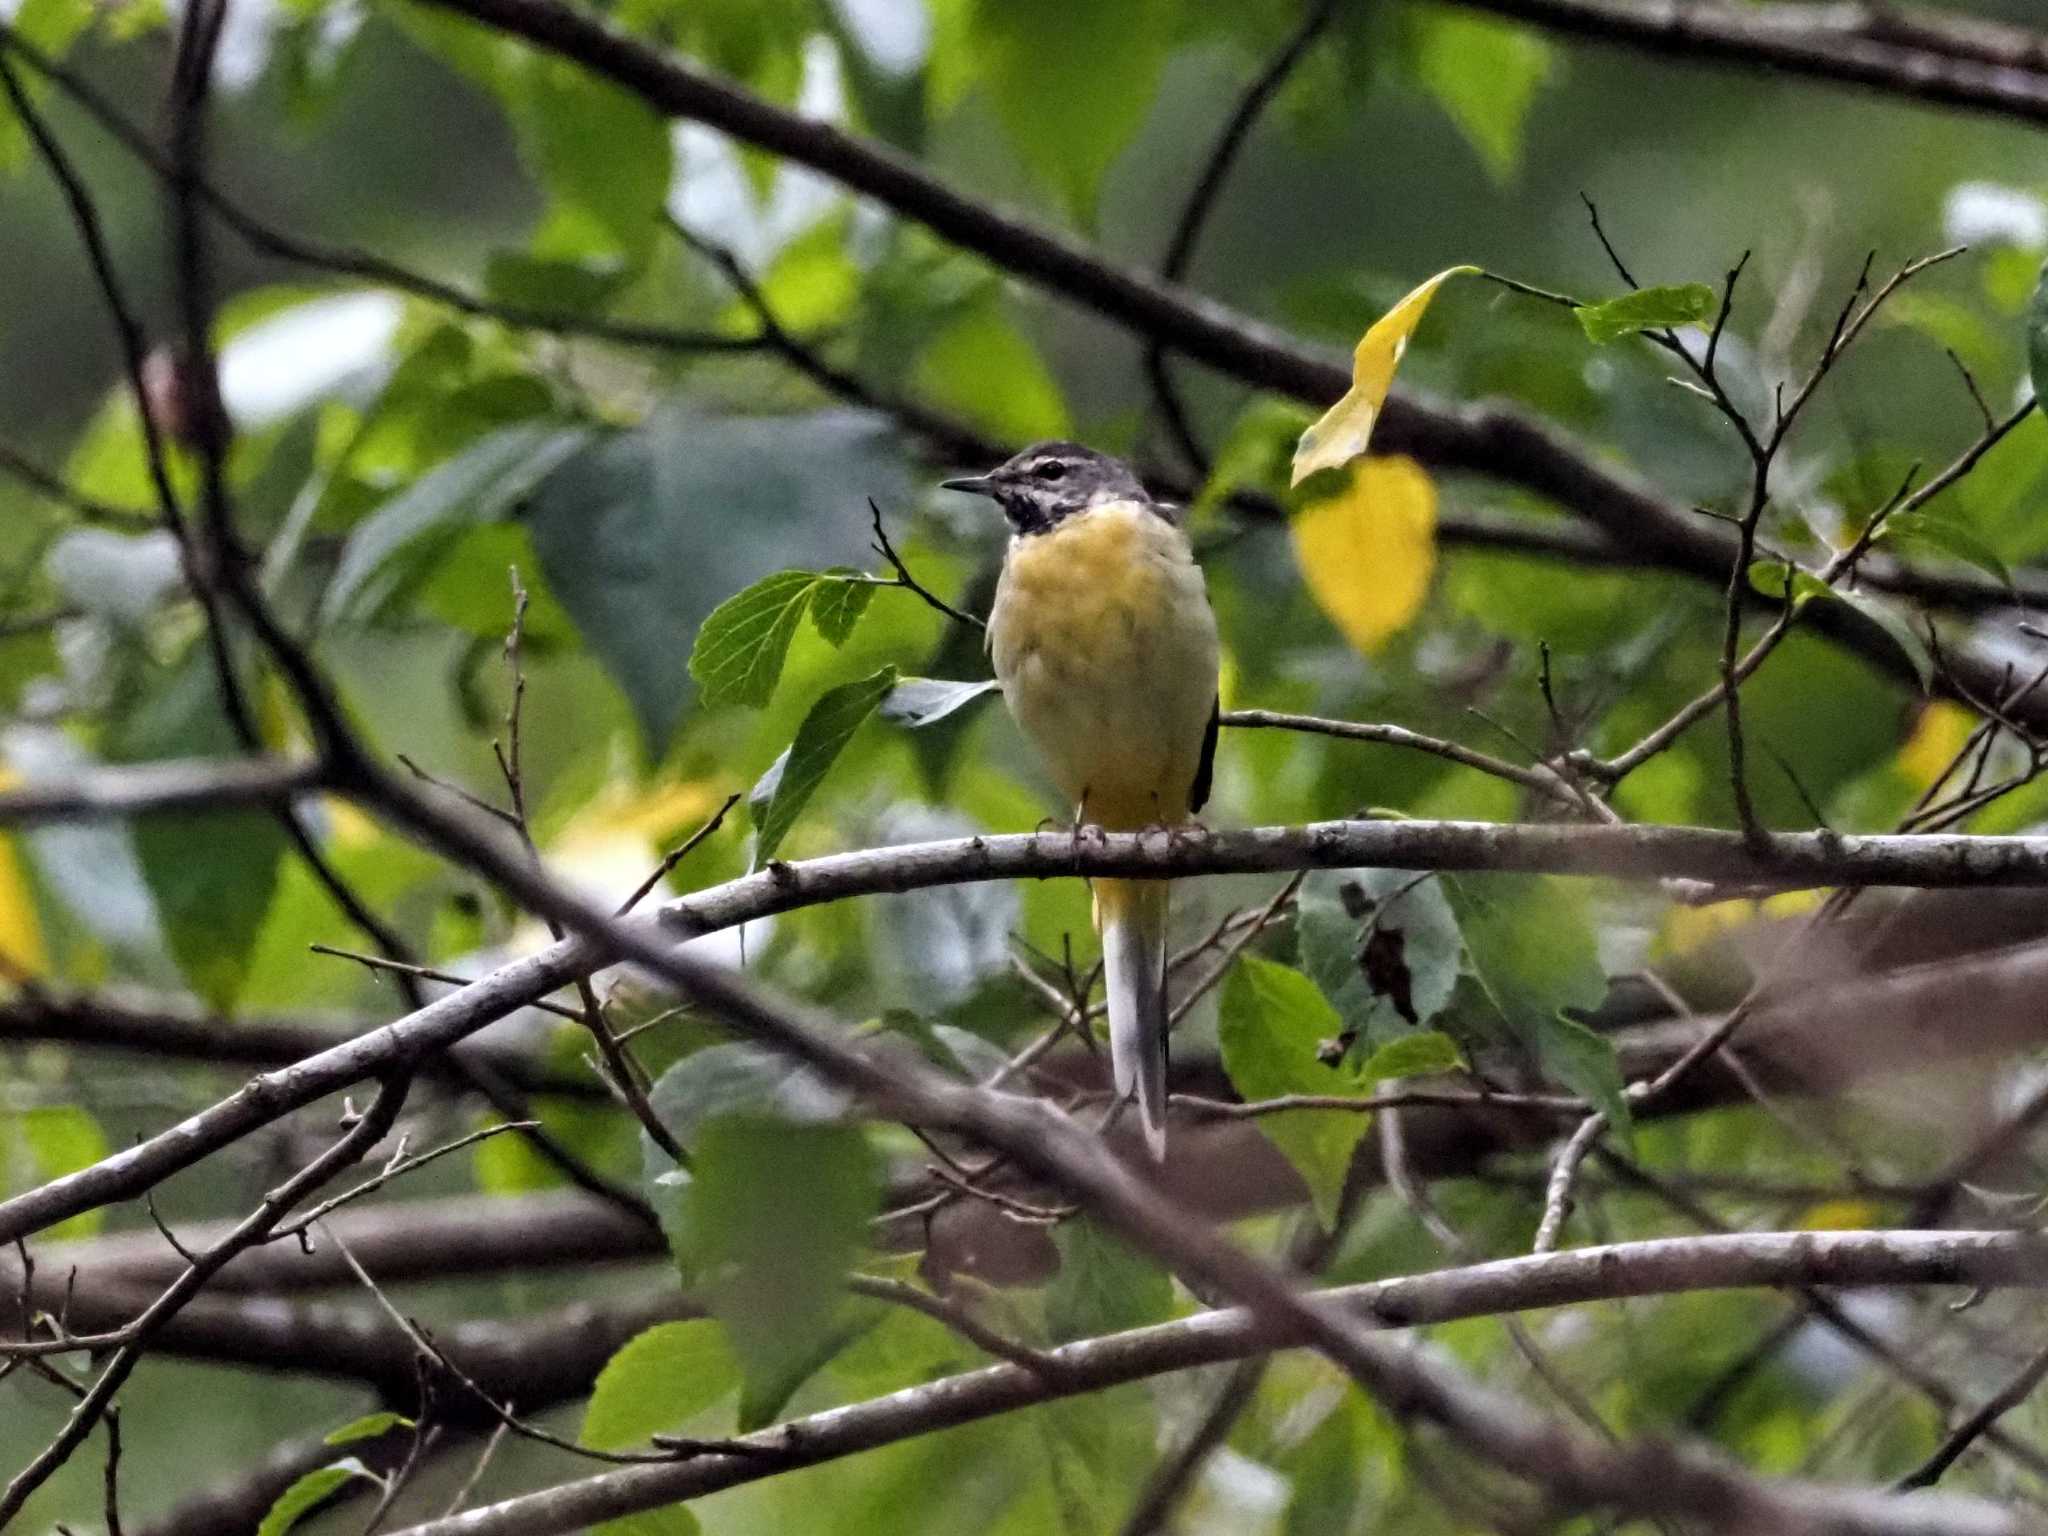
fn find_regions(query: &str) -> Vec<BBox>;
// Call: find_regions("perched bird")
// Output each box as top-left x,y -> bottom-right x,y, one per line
945,443 -> 1220,1158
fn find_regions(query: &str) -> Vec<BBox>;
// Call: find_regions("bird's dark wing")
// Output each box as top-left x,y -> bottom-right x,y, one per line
1190,697 -> 1219,813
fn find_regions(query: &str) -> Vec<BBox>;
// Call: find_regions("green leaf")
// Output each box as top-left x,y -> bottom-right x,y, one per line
510,55 -> 672,265
1217,957 -> 1375,1226
1574,283 -> 1717,344
1745,560 -> 1832,608
415,524 -> 579,643
0,0 -> 94,172
879,676 -> 1001,729
1358,1030 -> 1466,1081
1410,11 -> 1551,183
911,305 -> 1072,443
1295,869 -> 1461,1047
1743,563 -> 1930,686
1442,874 -> 1628,1137
2028,261 -> 2048,422
9,1105 -> 110,1241
484,251 -> 632,317
938,0 -> 1170,221
689,1116 -> 879,1428
581,1327 -> 733,1536
689,570 -> 824,709
324,423 -> 592,624
751,666 -> 899,862
1046,1218 -> 1172,1343
526,406 -> 910,751
109,653 -> 287,1012
1881,511 -> 2015,593
256,1459 -> 372,1536
642,1045 -> 851,1182
581,1320 -> 738,1457
807,571 -> 876,647
1837,587 -> 1934,691
1191,397 -> 1313,525
323,1411 -> 413,1447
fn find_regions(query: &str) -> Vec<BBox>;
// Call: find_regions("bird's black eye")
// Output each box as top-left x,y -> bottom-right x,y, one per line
1033,460 -> 1067,481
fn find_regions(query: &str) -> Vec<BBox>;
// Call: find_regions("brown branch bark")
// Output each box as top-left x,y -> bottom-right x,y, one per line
1444,0 -> 2048,128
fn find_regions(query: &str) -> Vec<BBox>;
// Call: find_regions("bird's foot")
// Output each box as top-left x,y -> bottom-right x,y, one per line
1141,817 -> 1212,855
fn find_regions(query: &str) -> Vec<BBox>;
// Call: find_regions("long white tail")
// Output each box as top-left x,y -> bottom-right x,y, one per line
1098,878 -> 1169,1160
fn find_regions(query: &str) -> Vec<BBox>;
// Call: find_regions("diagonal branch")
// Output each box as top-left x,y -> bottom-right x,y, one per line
1144,0 -> 1342,471
1442,0 -> 2048,130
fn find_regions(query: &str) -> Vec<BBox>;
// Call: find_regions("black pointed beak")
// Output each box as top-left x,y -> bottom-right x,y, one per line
941,474 -> 999,497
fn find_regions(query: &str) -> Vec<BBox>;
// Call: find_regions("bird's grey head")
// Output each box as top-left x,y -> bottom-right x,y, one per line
942,441 -> 1150,535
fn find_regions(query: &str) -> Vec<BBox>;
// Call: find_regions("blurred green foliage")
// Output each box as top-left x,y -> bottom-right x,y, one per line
6,0 -> 2048,1528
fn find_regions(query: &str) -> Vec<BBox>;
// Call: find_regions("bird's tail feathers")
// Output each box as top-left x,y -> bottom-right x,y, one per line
1097,878 -> 1169,1161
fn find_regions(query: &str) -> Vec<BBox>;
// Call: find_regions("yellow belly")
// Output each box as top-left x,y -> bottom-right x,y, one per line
988,500 -> 1219,829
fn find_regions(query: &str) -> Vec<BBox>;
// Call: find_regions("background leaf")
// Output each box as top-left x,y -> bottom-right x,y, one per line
687,1116 -> 879,1429
530,406 -> 906,749
1218,956 -> 1375,1226
1409,11 -> 1551,182
1045,1217 -> 1173,1343
581,1320 -> 738,1456
107,653 -> 287,1012
879,676 -> 1001,729
1443,874 -> 1628,1136
751,666 -> 899,861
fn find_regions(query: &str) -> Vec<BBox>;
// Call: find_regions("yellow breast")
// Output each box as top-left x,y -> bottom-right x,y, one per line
988,500 -> 1219,827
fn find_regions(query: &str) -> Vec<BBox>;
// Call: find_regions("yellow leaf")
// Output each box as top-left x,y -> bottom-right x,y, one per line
1896,700 -> 1975,791
1654,898 -> 1757,960
1799,1198 -> 1879,1232
0,769 -> 44,980
542,778 -> 732,915
1759,889 -> 1825,920
0,833 -> 44,979
321,796 -> 383,852
558,777 -> 727,847
1290,456 -> 1437,653
1292,265 -> 1479,487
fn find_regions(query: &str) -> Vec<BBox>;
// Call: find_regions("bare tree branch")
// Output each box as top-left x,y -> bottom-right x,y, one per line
0,990 -> 604,1097
0,756 -> 320,824
1443,0 -> 2048,130
377,1229 -> 2048,1536
18,815 -> 2048,1251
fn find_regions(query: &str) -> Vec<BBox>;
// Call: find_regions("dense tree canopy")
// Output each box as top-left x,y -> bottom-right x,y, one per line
6,0 -> 2048,1532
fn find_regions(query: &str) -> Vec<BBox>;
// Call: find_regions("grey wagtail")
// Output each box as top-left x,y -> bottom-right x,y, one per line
945,443 -> 1220,1158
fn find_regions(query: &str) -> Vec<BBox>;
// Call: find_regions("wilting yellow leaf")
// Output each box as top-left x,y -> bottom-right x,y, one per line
1290,456 -> 1437,653
1896,700 -> 1975,791
1292,265 -> 1479,487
